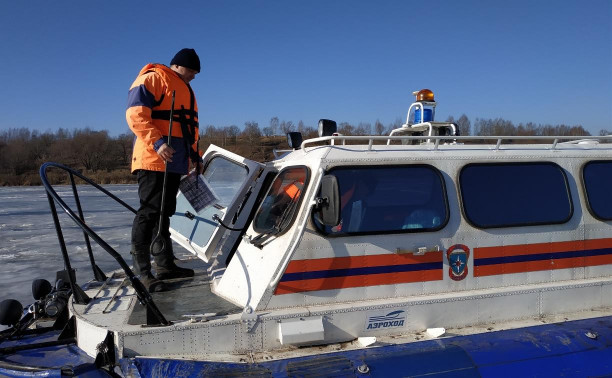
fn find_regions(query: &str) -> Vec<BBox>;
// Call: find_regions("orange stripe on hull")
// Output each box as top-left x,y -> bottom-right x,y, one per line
275,269 -> 442,295
475,255 -> 612,277
475,238 -> 612,259
585,254 -> 612,267
284,253 -> 442,274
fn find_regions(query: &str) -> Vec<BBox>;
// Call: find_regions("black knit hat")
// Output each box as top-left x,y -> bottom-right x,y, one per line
170,48 -> 200,73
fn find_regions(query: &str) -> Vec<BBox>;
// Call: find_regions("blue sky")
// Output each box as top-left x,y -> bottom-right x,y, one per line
0,1 -> 610,136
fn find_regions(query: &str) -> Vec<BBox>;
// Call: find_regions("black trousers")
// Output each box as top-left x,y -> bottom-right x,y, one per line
131,170 -> 182,253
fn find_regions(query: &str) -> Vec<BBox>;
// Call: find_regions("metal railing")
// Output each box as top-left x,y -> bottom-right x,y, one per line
39,162 -> 169,326
301,134 -> 612,152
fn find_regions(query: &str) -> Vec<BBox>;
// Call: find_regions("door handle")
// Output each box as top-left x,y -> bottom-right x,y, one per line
395,245 -> 440,256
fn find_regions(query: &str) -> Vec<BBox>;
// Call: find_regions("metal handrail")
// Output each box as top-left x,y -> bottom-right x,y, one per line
301,135 -> 611,152
39,162 -> 169,326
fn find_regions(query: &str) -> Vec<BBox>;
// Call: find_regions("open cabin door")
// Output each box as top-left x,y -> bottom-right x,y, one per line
170,145 -> 264,262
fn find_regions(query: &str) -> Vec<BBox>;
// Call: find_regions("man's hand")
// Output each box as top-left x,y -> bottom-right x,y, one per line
157,143 -> 175,163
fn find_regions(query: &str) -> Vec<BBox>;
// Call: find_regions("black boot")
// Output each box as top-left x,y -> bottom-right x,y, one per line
131,250 -> 167,292
154,240 -> 194,280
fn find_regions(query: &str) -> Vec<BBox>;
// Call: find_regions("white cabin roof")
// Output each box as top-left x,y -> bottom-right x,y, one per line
274,135 -> 612,167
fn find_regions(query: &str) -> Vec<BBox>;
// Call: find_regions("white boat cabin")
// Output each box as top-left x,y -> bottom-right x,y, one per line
164,98 -> 609,349
71,90 -> 612,359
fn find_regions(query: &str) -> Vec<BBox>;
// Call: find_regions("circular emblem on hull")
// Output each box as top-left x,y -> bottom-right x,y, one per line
446,244 -> 470,281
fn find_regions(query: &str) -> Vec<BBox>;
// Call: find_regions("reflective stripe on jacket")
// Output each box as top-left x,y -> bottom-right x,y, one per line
126,64 -> 199,174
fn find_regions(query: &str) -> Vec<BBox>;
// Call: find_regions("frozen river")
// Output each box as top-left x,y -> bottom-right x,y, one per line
0,184 -> 140,313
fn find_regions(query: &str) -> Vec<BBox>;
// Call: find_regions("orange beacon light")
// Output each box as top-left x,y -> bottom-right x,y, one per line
412,89 -> 435,123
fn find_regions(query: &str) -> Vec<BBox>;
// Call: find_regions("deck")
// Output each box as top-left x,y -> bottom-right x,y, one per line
78,256 -> 241,328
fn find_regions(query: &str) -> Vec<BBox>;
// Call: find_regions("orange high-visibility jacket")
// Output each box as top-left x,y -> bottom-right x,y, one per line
126,64 -> 200,174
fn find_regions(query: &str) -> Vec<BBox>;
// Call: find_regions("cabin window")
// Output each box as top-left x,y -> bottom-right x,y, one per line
253,167 -> 308,234
459,162 -> 572,228
314,165 -> 448,235
583,161 -> 612,221
202,156 -> 249,206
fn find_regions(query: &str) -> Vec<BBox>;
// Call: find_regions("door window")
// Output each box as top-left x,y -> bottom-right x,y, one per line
253,167 -> 308,235
202,156 -> 249,207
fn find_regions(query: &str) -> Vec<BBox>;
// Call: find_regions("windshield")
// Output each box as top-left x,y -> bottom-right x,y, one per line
203,156 -> 248,206
253,167 -> 308,234
314,165 -> 448,235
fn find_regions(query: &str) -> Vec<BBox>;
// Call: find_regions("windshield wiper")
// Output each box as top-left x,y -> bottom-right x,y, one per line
214,169 -> 264,231
232,185 -> 254,224
250,197 -> 299,249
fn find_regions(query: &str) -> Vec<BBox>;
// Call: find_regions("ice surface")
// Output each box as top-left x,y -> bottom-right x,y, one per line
0,185 -> 139,320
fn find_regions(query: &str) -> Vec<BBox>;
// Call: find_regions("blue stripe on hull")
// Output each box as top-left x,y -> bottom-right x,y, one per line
280,261 -> 443,282
475,247 -> 612,266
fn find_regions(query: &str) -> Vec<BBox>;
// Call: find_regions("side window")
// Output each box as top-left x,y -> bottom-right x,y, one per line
253,167 -> 308,234
459,162 -> 572,228
314,165 -> 448,235
583,161 -> 612,221
202,156 -> 249,206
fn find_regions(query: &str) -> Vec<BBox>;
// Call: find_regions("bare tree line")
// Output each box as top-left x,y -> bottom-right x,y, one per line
0,115 -> 607,186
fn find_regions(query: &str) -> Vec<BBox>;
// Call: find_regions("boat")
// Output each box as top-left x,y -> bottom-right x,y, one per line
1,89 -> 612,377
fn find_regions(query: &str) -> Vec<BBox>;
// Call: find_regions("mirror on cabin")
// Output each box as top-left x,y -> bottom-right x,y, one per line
316,175 -> 340,226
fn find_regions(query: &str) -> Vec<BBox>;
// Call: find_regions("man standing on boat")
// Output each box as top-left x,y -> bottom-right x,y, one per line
126,48 -> 202,291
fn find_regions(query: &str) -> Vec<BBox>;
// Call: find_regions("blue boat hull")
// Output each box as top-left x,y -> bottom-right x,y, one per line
2,316 -> 612,377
